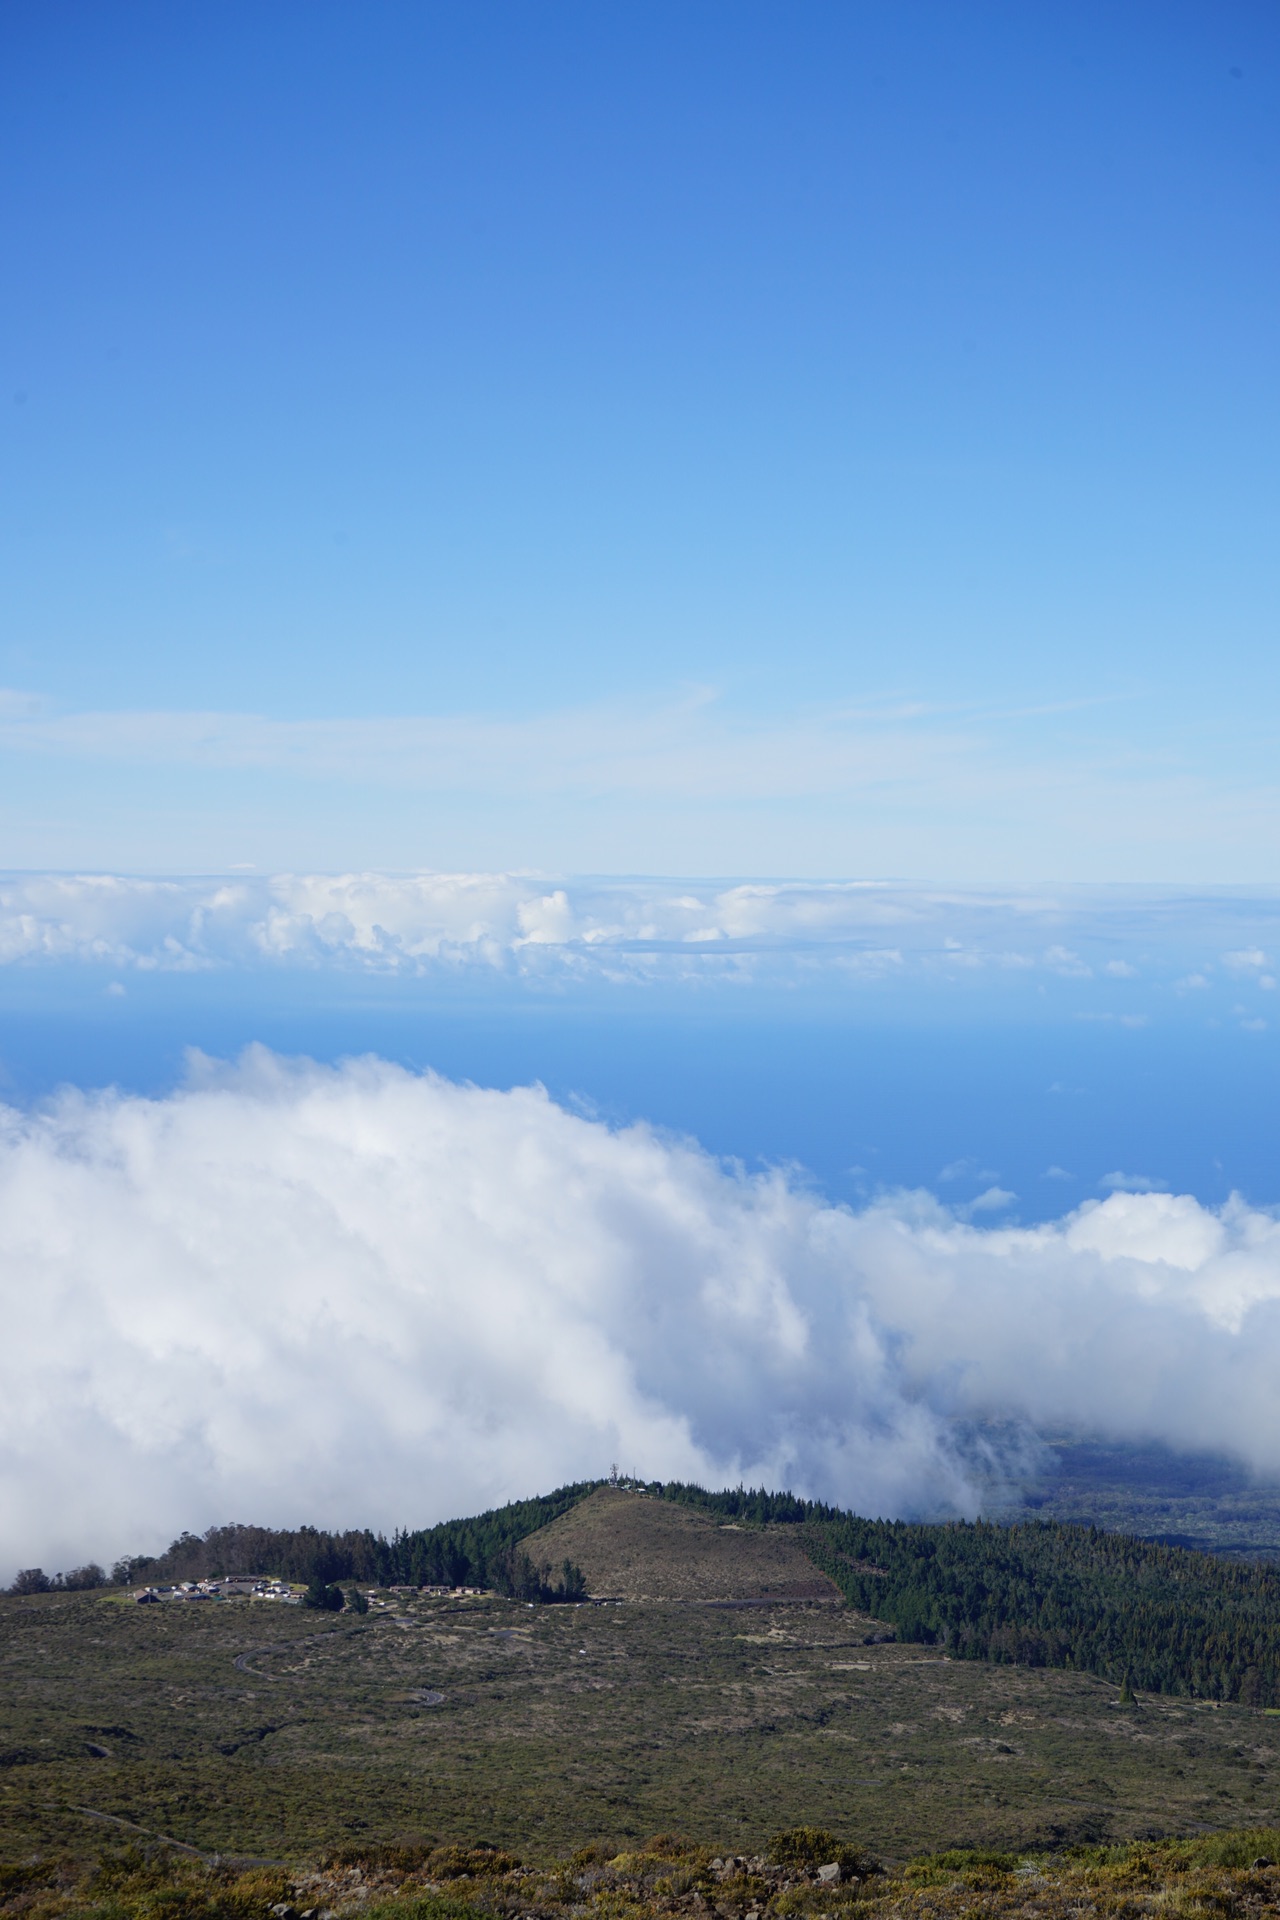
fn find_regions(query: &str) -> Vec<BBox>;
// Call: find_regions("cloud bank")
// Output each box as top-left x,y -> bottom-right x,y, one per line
1,870 -> 1278,1007
3,1052 -> 1280,1582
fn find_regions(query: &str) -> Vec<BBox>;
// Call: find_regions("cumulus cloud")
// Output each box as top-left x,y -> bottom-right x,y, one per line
0,1052 -> 977,1581
0,872 -> 1278,996
4,1054 -> 1280,1582
847,1189 -> 1280,1470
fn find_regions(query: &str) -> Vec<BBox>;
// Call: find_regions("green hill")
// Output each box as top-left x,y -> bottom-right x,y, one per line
85,1476 -> 1280,1707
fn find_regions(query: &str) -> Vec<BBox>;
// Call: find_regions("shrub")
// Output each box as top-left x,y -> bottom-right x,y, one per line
303,1577 -> 345,1611
768,1829 -> 880,1877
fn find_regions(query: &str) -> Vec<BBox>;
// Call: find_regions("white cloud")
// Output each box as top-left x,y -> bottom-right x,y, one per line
963,1186 -> 1017,1215
0,1053 -> 975,1580
0,872 -> 1273,993
848,1188 -> 1280,1460
5,1054 -> 1280,1584
1100,1171 -> 1166,1193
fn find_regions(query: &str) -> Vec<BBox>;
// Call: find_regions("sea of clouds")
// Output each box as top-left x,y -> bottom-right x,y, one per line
0,870 -> 1278,1011
4,1048 -> 1280,1583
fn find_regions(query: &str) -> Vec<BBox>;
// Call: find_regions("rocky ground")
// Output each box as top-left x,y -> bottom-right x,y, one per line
5,1828 -> 1280,1920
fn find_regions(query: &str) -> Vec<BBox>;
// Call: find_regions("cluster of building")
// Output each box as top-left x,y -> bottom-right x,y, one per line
131,1577 -> 491,1607
132,1576 -> 300,1604
403,1584 -> 485,1597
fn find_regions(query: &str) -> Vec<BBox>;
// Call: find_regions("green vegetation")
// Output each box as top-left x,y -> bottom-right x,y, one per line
22,1472 -> 1280,1710
804,1513 -> 1280,1705
6,1827 -> 1280,1920
8,1564 -> 108,1595
648,1482 -> 1280,1707
489,1550 -> 588,1604
1000,1435 -> 1280,1561
5,1572 -> 1280,1865
19,1473 -> 1280,1709
301,1579 -> 346,1612
109,1484 -> 603,1593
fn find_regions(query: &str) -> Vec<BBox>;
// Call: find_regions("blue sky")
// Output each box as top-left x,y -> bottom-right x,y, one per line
9,6 -> 1280,1554
3,0 -> 1279,876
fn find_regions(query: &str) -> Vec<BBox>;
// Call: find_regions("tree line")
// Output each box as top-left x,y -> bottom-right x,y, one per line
18,1474 -> 1280,1705
652,1482 -> 1280,1708
97,1481 -> 600,1596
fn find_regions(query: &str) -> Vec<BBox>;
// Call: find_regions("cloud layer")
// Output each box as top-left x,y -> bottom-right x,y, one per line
1,870 -> 1278,1012
3,1052 -> 1280,1582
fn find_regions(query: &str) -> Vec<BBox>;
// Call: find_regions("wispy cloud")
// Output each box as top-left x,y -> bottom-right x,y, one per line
2,690 -> 1280,881
0,691 -> 991,798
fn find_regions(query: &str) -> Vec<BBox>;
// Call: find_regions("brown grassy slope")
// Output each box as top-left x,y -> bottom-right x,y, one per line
520,1488 -> 839,1602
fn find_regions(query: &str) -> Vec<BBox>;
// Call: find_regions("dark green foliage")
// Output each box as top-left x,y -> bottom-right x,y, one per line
9,1569 -> 51,1594
7,1562 -> 106,1594
489,1550 -> 588,1603
112,1553 -> 159,1586
648,1482 -> 813,1526
653,1482 -> 1280,1708
303,1578 -> 345,1611
63,1563 -> 108,1590
347,1585 -> 370,1614
81,1473 -> 1280,1707
122,1482 -> 603,1593
559,1558 -> 588,1600
802,1512 -> 1280,1707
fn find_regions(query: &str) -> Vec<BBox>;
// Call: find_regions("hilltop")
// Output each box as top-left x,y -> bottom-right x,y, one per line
519,1486 -> 839,1603
32,1476 -> 1280,1709
7,1485 -> 1280,1865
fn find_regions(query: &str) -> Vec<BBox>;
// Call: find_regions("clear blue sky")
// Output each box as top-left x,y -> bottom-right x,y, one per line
2,1 -> 1278,875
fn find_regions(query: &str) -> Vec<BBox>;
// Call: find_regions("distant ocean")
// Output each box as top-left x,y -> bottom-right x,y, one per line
1,877 -> 1277,1224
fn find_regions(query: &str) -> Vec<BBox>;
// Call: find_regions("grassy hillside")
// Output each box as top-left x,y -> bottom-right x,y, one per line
519,1488 -> 838,1602
5,1578 -> 1280,1865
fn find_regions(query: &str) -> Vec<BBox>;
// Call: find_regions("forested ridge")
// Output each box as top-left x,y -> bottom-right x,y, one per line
115,1481 -> 603,1593
25,1474 -> 1280,1707
654,1482 -> 1280,1707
